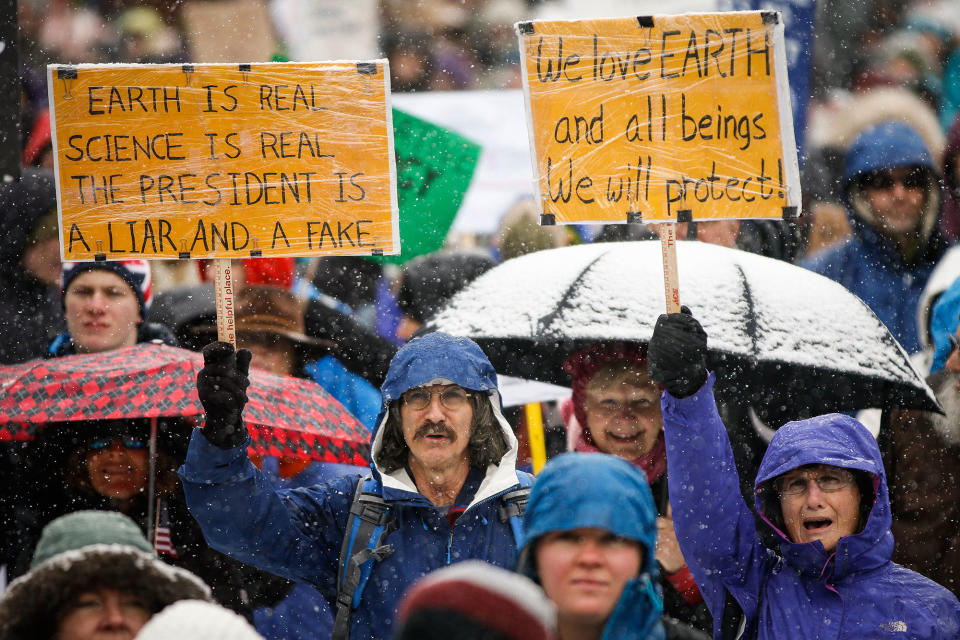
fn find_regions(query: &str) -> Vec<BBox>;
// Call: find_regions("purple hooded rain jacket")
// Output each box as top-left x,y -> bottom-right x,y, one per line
661,373 -> 960,639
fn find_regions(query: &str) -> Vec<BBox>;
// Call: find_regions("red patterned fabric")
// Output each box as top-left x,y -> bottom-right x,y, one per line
0,344 -> 369,464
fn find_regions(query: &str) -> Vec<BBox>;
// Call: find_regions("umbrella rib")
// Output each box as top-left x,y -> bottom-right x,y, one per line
535,253 -> 606,335
736,264 -> 760,357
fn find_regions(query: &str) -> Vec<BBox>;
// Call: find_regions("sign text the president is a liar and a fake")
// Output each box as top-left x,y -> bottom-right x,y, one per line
48,61 -> 399,260
517,12 -> 801,223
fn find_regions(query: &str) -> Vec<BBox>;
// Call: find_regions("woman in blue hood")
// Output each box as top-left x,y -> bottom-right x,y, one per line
518,452 -> 666,640
647,312 -> 960,639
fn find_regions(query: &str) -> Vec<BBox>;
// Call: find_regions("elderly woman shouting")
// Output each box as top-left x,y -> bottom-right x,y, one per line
646,312 -> 960,639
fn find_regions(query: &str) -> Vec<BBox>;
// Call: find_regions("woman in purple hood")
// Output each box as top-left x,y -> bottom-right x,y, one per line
646,311 -> 960,639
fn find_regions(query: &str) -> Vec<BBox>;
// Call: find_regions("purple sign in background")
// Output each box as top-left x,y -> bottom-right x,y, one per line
722,0 -> 816,162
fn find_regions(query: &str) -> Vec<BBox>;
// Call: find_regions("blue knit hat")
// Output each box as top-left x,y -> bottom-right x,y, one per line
60,259 -> 153,318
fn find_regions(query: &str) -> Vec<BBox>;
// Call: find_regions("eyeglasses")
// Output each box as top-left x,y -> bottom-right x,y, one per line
777,467 -> 856,496
949,333 -> 959,355
589,397 -> 657,416
87,435 -> 148,452
862,169 -> 927,191
401,386 -> 473,411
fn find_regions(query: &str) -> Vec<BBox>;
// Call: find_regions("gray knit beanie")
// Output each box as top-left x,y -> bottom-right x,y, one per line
30,510 -> 154,567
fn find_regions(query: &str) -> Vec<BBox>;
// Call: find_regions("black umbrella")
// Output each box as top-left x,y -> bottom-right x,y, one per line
427,241 -> 938,414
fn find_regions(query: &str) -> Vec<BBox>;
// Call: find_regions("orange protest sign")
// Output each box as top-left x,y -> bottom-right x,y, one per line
47,61 -> 399,260
516,12 -> 801,224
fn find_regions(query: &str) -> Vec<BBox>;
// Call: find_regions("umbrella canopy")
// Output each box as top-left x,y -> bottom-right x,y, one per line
0,343 -> 369,464
427,241 -> 939,414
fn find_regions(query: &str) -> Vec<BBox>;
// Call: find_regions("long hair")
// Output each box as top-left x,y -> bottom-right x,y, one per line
375,392 -> 508,473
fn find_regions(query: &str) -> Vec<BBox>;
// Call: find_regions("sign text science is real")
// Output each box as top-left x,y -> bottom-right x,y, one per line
48,61 -> 399,261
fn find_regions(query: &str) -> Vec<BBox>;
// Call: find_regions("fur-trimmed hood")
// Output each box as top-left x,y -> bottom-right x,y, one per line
843,121 -> 943,255
0,543 -> 210,640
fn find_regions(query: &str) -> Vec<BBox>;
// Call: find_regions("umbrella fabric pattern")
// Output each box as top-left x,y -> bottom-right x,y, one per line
0,343 -> 369,464
428,241 -> 938,415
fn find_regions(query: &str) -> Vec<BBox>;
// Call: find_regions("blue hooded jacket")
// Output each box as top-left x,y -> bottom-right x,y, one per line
518,453 -> 666,640
179,332 -> 532,640
801,121 -> 948,354
929,276 -> 960,372
661,374 -> 960,639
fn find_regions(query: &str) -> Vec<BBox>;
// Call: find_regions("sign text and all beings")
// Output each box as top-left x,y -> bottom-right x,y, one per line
516,12 -> 801,224
47,61 -> 399,260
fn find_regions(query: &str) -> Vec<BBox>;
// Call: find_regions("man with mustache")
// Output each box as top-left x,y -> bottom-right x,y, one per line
885,325 -> 960,598
179,331 -> 532,640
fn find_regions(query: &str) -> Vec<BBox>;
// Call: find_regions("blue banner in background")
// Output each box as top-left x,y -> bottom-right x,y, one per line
721,0 -> 816,164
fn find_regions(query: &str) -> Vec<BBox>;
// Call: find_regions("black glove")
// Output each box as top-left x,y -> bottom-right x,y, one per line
196,341 -> 252,449
647,309 -> 708,399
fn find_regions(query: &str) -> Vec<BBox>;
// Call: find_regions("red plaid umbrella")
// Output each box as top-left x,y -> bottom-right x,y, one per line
0,343 -> 371,464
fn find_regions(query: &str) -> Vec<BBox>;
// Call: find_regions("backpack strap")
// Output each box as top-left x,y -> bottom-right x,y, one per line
332,475 -> 396,640
498,472 -> 533,548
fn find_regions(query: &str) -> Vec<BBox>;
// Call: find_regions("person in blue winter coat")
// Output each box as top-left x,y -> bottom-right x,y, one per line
647,311 -> 960,640
179,331 -> 533,640
800,120 -> 950,354
518,452 -> 666,640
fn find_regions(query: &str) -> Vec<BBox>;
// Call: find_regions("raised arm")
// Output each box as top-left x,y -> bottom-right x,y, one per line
648,312 -> 774,629
179,342 -> 348,594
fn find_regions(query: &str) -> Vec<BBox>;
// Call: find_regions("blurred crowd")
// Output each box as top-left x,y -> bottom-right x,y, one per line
4,1 -> 960,639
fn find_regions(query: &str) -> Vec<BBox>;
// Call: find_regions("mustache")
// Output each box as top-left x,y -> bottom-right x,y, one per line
414,422 -> 456,441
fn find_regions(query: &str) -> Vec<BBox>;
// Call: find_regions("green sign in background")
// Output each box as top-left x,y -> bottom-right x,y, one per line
372,108 -> 481,265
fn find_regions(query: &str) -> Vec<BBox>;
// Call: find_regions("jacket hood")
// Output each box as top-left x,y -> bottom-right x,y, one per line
928,273 -> 960,372
0,168 -> 58,266
843,121 -> 943,254
916,244 -> 960,356
844,121 -> 938,184
518,452 -> 664,639
753,413 -> 893,579
369,331 -> 521,506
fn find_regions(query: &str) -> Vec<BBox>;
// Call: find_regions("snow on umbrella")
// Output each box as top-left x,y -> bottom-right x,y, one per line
0,343 -> 370,464
427,240 -> 939,414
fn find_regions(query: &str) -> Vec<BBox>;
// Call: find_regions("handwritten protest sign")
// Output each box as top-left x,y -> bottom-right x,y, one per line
516,11 -> 801,224
47,61 -> 399,261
